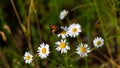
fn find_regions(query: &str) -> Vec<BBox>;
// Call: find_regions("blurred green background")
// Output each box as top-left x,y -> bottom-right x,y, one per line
0,0 -> 120,68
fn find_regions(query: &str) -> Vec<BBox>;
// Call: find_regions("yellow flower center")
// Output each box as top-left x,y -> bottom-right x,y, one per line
60,42 -> 66,48
61,30 -> 66,34
42,48 -> 46,54
96,41 -> 101,45
26,55 -> 31,60
80,46 -> 86,53
72,28 -> 77,33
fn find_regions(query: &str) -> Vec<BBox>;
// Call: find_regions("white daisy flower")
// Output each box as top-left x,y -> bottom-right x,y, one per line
76,43 -> 90,57
59,10 -> 68,20
68,23 -> 81,37
58,26 -> 68,39
55,39 -> 70,53
93,37 -> 104,48
37,43 -> 50,59
23,52 -> 33,64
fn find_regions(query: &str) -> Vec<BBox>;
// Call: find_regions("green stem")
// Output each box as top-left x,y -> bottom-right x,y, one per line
93,0 -> 113,64
84,57 -> 88,68
106,34 -> 120,41
67,52 -> 76,59
64,53 -> 68,67
90,47 -> 96,52
71,3 -> 93,11
66,17 -> 71,24
47,58 -> 61,66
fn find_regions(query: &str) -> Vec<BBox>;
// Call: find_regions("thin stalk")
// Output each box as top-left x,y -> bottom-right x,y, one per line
90,47 -> 96,52
97,50 -> 120,68
112,0 -> 120,64
93,0 -> 113,63
90,54 -> 105,64
71,3 -> 93,11
32,4 -> 42,42
27,0 -> 39,67
106,34 -> 120,41
10,0 -> 26,35
47,58 -> 61,66
67,52 -> 76,59
27,0 -> 33,54
84,57 -> 88,68
65,53 -> 68,67
66,17 -> 72,25
10,0 -> 38,67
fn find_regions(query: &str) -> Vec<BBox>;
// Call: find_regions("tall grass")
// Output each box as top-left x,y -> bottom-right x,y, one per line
0,0 -> 120,68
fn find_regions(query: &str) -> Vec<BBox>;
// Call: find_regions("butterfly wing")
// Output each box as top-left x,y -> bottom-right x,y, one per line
50,24 -> 63,35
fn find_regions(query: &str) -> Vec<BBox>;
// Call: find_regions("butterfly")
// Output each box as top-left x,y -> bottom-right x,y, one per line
50,24 -> 63,35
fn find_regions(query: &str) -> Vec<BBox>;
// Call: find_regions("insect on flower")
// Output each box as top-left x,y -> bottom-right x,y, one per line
50,24 -> 63,35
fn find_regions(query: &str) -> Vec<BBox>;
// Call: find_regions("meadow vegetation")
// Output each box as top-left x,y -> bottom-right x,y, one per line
0,0 -> 120,68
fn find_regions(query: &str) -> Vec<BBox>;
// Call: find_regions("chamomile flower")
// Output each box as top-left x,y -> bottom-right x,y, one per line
55,39 -> 70,53
76,43 -> 90,57
58,26 -> 68,39
93,37 -> 104,48
59,10 -> 68,20
37,43 -> 50,59
68,23 -> 81,37
23,52 -> 33,64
